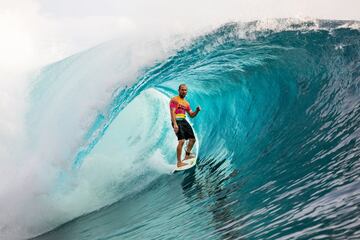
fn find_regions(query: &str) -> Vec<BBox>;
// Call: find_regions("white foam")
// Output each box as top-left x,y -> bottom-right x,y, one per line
337,21 -> 360,30
0,36 -> 185,238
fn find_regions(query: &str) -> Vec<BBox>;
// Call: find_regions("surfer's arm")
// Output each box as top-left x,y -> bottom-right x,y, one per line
169,100 -> 179,132
170,108 -> 179,133
188,106 -> 201,118
170,108 -> 177,125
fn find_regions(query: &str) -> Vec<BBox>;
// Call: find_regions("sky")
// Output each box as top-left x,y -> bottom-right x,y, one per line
0,0 -> 359,70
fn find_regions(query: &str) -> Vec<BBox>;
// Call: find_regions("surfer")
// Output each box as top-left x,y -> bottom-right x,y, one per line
170,84 -> 201,167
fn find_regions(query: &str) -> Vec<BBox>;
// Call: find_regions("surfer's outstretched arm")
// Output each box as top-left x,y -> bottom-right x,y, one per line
188,106 -> 201,118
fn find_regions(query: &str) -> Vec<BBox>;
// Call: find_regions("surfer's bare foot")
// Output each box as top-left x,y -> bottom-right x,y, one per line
177,161 -> 188,168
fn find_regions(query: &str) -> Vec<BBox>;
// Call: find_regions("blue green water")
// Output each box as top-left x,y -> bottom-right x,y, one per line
30,20 -> 360,239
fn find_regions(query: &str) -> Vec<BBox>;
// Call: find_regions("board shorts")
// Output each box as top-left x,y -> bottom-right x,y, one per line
172,119 -> 195,141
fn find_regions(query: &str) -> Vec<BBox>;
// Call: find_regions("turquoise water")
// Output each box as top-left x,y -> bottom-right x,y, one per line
30,20 -> 360,239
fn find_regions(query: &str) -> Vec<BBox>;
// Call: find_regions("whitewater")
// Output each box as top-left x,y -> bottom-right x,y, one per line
0,19 -> 360,239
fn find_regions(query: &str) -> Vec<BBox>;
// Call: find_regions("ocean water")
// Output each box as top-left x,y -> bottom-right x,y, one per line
10,19 -> 360,239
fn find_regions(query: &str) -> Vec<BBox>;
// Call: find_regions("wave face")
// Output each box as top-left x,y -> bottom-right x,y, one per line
27,20 -> 360,240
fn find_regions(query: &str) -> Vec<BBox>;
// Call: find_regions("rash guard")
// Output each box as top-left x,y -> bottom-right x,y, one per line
170,96 -> 191,120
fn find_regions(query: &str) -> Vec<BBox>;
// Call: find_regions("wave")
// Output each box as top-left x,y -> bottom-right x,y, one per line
3,19 -> 360,239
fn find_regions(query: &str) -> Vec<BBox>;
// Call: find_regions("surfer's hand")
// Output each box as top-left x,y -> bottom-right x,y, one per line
173,124 -> 179,133
196,106 -> 201,112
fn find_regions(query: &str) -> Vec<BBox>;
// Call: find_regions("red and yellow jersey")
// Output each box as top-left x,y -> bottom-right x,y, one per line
170,96 -> 191,119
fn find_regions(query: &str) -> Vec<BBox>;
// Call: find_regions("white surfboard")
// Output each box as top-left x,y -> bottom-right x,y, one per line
172,156 -> 197,173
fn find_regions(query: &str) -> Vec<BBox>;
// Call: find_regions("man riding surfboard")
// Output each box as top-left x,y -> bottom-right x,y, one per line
170,84 -> 201,167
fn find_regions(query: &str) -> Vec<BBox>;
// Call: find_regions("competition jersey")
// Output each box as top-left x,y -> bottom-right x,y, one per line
170,96 -> 191,120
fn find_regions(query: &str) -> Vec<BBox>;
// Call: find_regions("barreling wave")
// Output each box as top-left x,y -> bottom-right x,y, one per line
23,19 -> 360,239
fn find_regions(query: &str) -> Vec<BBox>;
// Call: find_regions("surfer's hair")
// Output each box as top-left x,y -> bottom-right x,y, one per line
178,84 -> 187,90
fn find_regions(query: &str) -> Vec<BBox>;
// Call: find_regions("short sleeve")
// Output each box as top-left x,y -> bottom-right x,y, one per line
170,99 -> 177,109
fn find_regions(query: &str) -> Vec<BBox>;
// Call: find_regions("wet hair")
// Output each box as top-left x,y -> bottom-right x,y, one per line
178,84 -> 187,90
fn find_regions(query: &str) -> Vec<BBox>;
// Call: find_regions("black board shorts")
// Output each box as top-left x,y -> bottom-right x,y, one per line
172,119 -> 195,140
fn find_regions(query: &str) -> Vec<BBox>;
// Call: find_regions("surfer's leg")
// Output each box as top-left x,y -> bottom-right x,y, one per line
183,120 -> 196,160
185,138 -> 196,159
177,140 -> 187,167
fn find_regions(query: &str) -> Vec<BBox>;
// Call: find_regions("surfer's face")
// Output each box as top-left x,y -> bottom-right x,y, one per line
178,86 -> 187,98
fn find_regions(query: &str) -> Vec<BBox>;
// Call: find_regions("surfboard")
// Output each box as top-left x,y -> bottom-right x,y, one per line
172,156 -> 197,173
